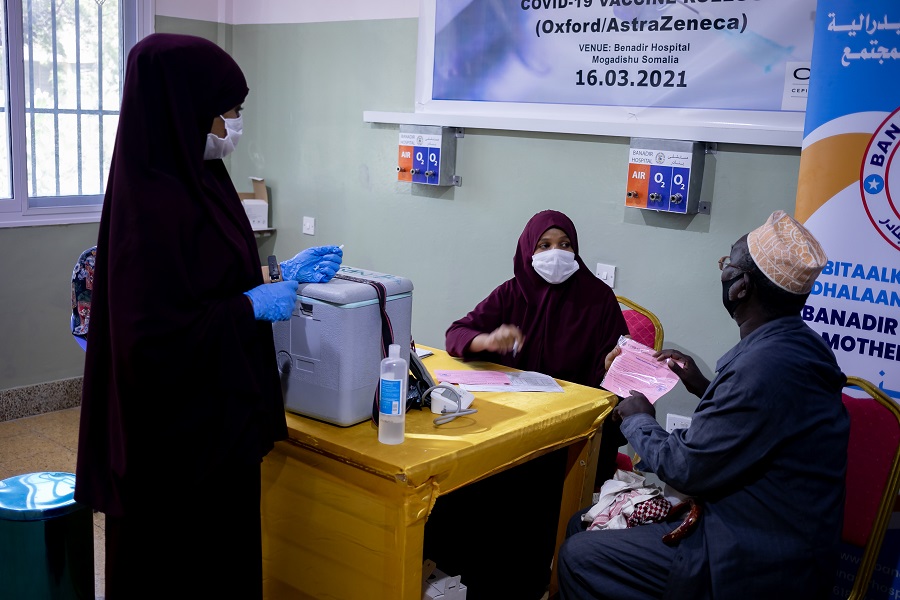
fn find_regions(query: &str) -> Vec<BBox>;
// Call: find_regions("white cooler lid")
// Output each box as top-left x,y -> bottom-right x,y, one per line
296,265 -> 413,305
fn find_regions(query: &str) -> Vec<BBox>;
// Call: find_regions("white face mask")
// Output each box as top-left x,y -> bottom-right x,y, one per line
531,248 -> 579,284
203,114 -> 243,160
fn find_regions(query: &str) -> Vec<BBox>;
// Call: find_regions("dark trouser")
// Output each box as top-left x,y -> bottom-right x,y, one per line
557,508 -> 679,600
105,461 -> 262,600
596,417 -> 628,488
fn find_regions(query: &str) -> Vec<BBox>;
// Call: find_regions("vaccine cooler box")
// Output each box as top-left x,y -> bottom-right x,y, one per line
273,266 -> 413,426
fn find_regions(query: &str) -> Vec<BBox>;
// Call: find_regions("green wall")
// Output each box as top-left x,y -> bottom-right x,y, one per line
0,224 -> 98,388
0,14 -> 803,424
221,16 -> 801,420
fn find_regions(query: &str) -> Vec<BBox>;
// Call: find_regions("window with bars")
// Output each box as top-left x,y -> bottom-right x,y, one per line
0,0 -> 151,227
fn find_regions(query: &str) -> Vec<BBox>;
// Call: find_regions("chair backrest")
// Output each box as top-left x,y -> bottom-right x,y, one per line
616,295 -> 664,352
841,375 -> 900,600
71,246 -> 96,351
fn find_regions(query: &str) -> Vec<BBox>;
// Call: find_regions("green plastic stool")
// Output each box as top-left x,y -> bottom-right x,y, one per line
0,472 -> 94,599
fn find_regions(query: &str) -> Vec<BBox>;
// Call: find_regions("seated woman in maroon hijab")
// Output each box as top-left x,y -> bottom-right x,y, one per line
447,209 -> 626,387
75,34 -> 340,600
423,210 -> 630,600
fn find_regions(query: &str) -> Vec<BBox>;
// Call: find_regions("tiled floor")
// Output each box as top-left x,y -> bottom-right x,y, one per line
0,407 -> 105,599
1,407 -> 555,600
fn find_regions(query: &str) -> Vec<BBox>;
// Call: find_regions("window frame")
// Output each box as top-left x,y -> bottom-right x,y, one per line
0,0 -> 154,228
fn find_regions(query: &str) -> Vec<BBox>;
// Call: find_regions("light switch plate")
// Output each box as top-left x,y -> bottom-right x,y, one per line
595,263 -> 616,288
302,216 -> 315,236
666,414 -> 693,433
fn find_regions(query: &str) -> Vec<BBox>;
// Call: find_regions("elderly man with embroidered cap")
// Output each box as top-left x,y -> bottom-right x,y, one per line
558,211 -> 849,600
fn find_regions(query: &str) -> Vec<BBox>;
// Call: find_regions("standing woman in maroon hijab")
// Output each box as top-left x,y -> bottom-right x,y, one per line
425,210 -> 629,599
75,34 -> 340,599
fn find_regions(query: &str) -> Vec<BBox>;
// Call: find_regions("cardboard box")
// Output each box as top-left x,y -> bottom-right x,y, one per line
238,176 -> 269,230
422,560 -> 468,599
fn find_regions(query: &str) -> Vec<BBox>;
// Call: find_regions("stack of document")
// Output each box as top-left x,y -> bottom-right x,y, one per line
434,370 -> 563,393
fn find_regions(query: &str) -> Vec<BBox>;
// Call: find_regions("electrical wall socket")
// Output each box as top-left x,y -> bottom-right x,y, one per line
596,263 -> 616,288
666,413 -> 693,433
302,216 -> 315,236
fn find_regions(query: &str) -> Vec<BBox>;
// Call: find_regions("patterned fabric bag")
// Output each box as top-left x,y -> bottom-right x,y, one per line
71,246 -> 97,350
583,469 -> 673,531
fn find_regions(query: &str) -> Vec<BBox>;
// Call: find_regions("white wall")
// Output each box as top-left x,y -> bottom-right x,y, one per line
155,0 -> 418,24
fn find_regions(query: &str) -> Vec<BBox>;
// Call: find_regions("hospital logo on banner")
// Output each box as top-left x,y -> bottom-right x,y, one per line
862,110 -> 900,250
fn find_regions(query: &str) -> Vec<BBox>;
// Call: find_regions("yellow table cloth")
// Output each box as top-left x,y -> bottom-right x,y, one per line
261,347 -> 616,600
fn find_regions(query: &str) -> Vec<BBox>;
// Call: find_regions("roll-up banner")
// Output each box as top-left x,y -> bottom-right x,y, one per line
796,1 -> 900,402
805,4 -> 900,596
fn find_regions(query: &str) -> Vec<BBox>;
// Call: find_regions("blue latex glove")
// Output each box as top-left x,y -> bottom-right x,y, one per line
280,245 -> 343,283
244,280 -> 299,321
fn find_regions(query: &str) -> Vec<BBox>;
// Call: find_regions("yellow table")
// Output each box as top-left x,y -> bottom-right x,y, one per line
261,347 -> 616,600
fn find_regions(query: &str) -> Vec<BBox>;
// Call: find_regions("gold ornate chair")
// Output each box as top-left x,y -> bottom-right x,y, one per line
611,296 -> 665,475
840,376 -> 900,599
617,295 -> 664,351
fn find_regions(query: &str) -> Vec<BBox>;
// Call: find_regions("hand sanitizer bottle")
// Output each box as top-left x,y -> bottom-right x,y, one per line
378,344 -> 407,445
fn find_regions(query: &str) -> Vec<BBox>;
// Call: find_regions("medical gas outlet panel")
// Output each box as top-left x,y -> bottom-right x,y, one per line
625,138 -> 706,215
397,125 -> 462,187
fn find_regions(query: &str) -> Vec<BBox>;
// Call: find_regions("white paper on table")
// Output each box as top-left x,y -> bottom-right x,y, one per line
435,370 -> 512,385
600,336 -> 680,403
461,371 -> 564,393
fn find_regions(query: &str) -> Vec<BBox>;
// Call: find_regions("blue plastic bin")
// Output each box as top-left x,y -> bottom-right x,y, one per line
0,472 -> 94,599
